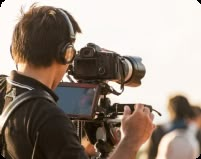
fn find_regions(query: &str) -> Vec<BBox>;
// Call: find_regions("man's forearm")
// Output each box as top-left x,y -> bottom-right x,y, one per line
108,137 -> 140,159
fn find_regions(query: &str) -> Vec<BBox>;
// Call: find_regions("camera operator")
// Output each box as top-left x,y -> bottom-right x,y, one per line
0,4 -> 155,159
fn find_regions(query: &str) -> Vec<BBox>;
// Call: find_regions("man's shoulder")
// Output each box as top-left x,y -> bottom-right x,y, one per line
14,96 -> 72,135
22,96 -> 64,117
21,96 -> 70,124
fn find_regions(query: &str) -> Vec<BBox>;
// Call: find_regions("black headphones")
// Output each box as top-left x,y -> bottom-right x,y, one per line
57,8 -> 75,41
57,8 -> 76,64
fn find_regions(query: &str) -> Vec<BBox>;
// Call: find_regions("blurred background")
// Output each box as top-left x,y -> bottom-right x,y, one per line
1,0 -> 201,157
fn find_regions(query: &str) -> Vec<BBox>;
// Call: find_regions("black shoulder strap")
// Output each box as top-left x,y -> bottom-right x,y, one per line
0,89 -> 56,134
0,75 -> 8,114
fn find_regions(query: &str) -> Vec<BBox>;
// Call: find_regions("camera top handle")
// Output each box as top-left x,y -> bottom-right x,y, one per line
110,103 -> 162,116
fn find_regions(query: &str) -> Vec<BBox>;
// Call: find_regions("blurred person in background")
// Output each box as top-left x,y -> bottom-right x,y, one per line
146,95 -> 195,159
191,105 -> 201,153
155,104 -> 201,159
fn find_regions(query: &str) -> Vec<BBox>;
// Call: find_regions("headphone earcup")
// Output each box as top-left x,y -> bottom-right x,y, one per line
10,45 -> 13,60
58,43 -> 75,64
58,43 -> 69,64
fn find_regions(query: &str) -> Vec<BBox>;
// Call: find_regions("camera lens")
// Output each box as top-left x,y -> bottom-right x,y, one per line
122,56 -> 146,87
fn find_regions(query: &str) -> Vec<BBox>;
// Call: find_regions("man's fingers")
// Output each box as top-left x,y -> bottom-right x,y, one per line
143,107 -> 151,114
122,105 -> 131,119
143,106 -> 155,121
134,104 -> 155,122
124,105 -> 131,115
134,104 -> 144,112
150,112 -> 155,121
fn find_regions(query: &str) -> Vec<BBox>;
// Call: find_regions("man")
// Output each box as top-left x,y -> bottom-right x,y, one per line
0,4 -> 155,159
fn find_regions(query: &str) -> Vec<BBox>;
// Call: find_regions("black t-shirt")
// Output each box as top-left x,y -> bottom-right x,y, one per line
0,71 -> 88,159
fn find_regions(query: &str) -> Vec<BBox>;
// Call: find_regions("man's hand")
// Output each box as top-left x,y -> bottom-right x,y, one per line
108,103 -> 155,159
121,103 -> 155,151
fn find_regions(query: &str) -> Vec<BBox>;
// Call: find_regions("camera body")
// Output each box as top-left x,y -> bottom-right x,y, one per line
72,43 -> 121,80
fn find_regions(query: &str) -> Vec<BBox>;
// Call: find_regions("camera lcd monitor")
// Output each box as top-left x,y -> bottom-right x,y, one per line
55,82 -> 100,119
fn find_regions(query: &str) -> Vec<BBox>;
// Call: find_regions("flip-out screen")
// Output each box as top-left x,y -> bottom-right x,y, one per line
55,82 -> 100,119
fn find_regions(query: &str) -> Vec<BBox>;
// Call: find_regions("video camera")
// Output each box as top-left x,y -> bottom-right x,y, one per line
55,43 -> 161,158
68,43 -> 145,87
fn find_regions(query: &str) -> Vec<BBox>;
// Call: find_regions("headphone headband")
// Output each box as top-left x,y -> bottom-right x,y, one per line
57,8 -> 75,41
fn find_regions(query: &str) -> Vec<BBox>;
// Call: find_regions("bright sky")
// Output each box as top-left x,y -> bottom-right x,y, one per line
1,0 -> 201,124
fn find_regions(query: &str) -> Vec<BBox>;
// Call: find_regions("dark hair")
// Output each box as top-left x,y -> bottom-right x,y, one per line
168,95 -> 194,120
191,105 -> 201,118
11,4 -> 81,67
